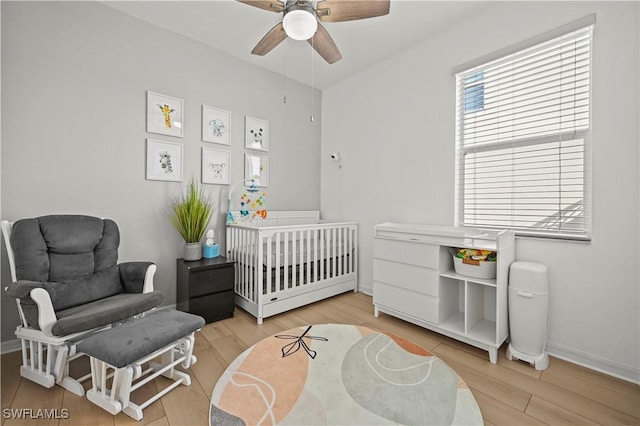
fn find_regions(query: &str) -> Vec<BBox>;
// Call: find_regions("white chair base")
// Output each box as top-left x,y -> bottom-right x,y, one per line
15,327 -> 97,396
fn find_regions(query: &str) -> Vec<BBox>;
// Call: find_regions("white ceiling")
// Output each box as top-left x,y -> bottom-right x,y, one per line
102,0 -> 489,89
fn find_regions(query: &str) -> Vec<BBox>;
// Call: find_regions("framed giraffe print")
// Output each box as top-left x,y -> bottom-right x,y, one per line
146,91 -> 184,138
146,139 -> 183,182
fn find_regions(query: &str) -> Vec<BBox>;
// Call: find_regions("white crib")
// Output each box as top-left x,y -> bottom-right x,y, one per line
226,211 -> 358,324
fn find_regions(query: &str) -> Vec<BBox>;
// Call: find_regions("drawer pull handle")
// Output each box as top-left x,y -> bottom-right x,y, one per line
271,297 -> 278,301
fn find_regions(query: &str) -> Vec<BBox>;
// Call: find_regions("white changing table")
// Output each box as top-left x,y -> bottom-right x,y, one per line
373,223 -> 515,363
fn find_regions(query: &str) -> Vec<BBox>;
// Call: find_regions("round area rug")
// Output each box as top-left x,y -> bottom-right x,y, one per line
210,324 -> 483,425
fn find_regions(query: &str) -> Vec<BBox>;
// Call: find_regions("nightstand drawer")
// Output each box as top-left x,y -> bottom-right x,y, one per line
189,291 -> 234,322
190,266 -> 234,297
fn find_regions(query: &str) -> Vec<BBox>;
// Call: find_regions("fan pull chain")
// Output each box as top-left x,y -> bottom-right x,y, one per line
310,35 -> 315,122
283,39 -> 288,104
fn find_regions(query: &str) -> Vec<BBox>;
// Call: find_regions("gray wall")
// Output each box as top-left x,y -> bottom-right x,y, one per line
321,1 -> 639,381
1,1 -> 321,343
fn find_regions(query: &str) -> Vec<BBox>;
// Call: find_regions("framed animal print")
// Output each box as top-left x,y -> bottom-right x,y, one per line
244,116 -> 269,152
202,105 -> 231,145
202,147 -> 230,185
147,91 -> 184,138
244,153 -> 269,187
146,139 -> 183,182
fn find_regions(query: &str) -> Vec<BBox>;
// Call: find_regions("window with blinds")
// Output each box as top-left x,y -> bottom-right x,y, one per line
455,23 -> 593,240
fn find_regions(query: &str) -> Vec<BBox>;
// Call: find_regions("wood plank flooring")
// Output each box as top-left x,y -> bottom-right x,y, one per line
1,292 -> 638,425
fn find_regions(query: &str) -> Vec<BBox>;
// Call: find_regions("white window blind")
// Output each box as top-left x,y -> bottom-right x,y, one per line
455,23 -> 593,240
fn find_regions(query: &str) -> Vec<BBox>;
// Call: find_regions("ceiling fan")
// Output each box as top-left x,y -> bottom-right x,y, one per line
238,0 -> 390,64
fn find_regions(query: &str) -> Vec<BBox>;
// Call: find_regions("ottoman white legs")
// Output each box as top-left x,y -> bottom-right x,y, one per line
86,333 -> 197,421
77,309 -> 205,421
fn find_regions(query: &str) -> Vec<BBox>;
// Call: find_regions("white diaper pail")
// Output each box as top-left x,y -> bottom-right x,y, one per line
506,261 -> 550,370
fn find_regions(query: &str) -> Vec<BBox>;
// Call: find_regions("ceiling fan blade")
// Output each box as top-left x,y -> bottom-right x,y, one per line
251,22 -> 286,56
237,0 -> 285,13
316,0 -> 390,22
308,23 -> 342,64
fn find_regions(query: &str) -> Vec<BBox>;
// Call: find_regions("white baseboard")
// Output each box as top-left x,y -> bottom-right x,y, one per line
546,341 -> 640,385
0,304 -> 178,355
362,283 -> 639,384
358,284 -> 373,296
1,338 -> 21,354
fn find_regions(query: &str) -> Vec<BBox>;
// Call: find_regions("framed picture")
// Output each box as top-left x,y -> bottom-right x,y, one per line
146,139 -> 183,182
202,105 -> 231,145
244,154 -> 269,187
202,147 -> 230,185
244,116 -> 269,152
147,91 -> 184,138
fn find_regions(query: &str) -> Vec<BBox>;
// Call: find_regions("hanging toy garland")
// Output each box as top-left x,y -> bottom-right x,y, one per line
239,181 -> 268,221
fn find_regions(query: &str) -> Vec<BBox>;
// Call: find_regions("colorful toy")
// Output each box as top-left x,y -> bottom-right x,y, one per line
226,179 -> 268,224
455,248 -> 496,262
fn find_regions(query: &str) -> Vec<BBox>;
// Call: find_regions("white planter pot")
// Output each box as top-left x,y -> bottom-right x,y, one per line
184,243 -> 202,261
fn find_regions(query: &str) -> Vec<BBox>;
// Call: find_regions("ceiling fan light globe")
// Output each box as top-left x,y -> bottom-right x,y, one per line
283,9 -> 317,41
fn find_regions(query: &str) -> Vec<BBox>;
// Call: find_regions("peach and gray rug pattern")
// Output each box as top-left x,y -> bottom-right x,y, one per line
210,323 -> 483,425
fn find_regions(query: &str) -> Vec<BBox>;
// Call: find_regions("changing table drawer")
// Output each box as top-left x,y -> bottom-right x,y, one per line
373,282 -> 440,324
374,238 -> 439,268
373,259 -> 440,297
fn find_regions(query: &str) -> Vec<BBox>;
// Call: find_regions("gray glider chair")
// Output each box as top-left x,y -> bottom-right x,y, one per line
2,215 -> 164,396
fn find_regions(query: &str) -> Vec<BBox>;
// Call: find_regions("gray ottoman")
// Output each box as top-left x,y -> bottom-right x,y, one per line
78,309 -> 205,420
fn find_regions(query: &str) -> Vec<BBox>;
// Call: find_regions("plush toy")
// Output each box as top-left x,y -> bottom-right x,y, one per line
205,229 -> 215,246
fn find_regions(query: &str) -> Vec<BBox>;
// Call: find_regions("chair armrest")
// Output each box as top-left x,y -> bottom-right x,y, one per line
4,281 -> 58,336
5,279 -> 46,299
30,288 -> 57,336
119,262 -> 156,294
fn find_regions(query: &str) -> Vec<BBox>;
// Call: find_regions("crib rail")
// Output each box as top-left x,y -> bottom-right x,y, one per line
226,222 -> 358,307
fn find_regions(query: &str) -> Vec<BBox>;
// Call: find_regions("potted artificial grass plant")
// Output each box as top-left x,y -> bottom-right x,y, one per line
169,179 -> 215,261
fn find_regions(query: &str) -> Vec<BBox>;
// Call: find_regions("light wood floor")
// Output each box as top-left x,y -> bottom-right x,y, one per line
1,292 -> 639,426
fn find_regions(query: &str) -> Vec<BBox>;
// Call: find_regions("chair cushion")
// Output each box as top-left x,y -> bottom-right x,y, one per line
78,309 -> 205,368
11,215 -> 119,282
5,266 -> 125,312
52,266 -> 124,311
51,291 -> 164,336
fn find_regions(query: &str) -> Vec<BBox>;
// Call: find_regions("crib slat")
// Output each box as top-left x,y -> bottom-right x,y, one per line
300,230 -> 306,285
238,228 -> 244,298
320,229 -> 325,280
314,229 -> 319,283
291,231 -> 297,288
241,229 -> 247,300
246,229 -> 253,301
283,231 -> 289,290
306,230 -> 313,284
338,227 -> 342,276
275,232 -> 281,293
347,227 -> 352,274
331,227 -> 336,278
250,230 -> 264,304
265,234 -> 272,296
250,229 -> 255,301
